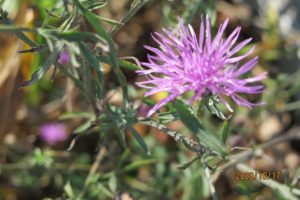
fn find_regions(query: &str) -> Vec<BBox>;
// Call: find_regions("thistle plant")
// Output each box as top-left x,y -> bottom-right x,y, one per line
1,0 -> 300,200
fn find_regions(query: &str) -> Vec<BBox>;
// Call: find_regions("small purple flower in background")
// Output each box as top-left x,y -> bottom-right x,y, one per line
138,104 -> 151,118
58,50 -> 70,65
136,15 -> 267,117
39,122 -> 68,145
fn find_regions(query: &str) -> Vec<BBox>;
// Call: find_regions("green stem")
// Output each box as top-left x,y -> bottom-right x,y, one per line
205,166 -> 218,200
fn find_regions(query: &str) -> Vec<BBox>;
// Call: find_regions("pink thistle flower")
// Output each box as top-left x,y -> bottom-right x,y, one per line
39,122 -> 68,145
136,16 -> 267,117
58,50 -> 70,65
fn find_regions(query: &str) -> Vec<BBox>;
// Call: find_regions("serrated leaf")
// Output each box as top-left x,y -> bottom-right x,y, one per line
129,126 -> 150,155
19,49 -> 59,87
174,99 -> 225,155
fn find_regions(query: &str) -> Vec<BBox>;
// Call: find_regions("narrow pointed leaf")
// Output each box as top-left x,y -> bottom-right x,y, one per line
74,120 -> 93,134
129,126 -> 150,155
74,0 -> 128,108
123,159 -> 156,172
51,31 -> 98,42
174,99 -> 225,154
19,49 -> 59,87
78,42 -> 104,95
221,120 -> 230,144
176,156 -> 199,170
81,0 -> 108,10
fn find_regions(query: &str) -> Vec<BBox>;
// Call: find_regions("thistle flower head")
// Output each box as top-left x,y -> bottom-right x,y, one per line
136,16 -> 267,117
39,122 -> 68,145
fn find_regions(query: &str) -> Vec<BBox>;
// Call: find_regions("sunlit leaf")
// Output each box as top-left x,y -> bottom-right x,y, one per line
81,0 -> 107,11
64,181 -> 75,199
174,99 -> 225,155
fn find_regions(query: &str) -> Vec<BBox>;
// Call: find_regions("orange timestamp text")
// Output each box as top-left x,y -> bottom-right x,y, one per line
234,171 -> 281,180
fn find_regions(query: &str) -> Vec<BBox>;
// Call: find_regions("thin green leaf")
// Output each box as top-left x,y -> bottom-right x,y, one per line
57,64 -> 83,90
205,97 -> 226,120
81,0 -> 107,10
59,8 -> 77,31
129,126 -> 150,155
123,159 -> 156,172
96,15 -> 124,26
74,120 -> 93,134
174,100 -> 225,155
18,45 -> 47,53
176,156 -> 199,170
0,26 -> 37,47
158,111 -> 179,123
98,184 -> 113,198
0,9 -> 38,47
78,42 -> 104,96
175,100 -> 204,132
108,174 -> 117,192
109,0 -> 149,36
0,25 -> 35,32
96,55 -> 141,71
117,129 -> 127,149
74,0 -> 128,108
64,181 -> 74,198
221,120 -> 230,144
51,31 -> 98,42
59,112 -> 92,120
19,49 -> 60,87
143,98 -> 156,107
118,59 -> 141,71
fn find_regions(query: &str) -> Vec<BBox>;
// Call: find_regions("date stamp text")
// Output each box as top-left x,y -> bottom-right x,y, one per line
234,171 -> 281,180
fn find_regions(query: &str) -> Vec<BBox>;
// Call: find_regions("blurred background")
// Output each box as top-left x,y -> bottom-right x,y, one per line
0,0 -> 300,199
